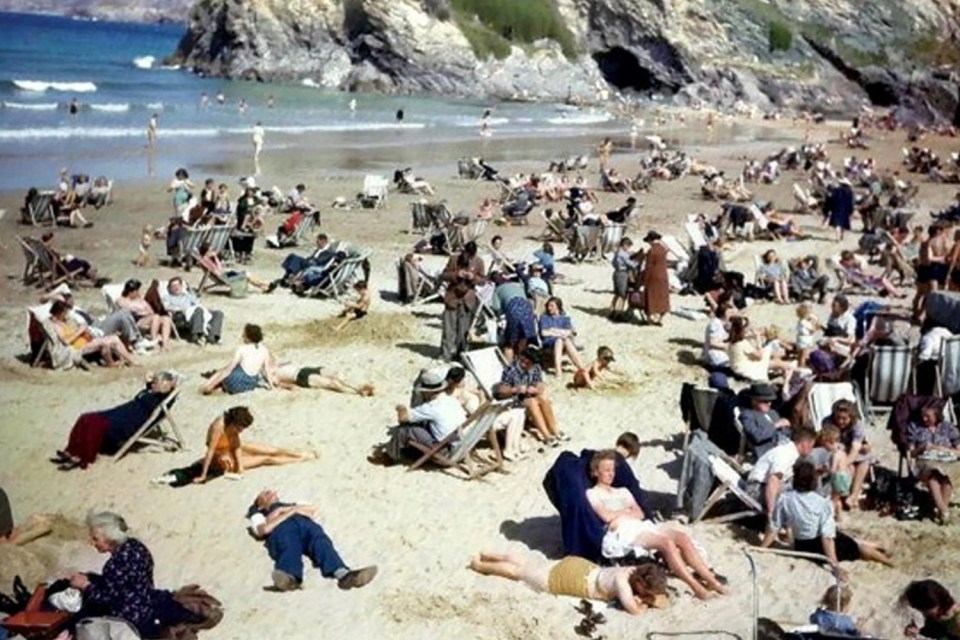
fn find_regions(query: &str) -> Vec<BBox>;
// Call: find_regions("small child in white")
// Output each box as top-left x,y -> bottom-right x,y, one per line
136,225 -> 154,267
794,302 -> 821,366
334,281 -> 371,331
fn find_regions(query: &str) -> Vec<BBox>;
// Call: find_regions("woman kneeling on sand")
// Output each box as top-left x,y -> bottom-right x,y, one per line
586,450 -> 728,600
153,406 -> 315,486
470,551 -> 668,614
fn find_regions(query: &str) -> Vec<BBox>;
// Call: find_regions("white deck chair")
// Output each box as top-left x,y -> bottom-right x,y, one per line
684,221 -> 707,251
661,234 -> 690,266
694,455 -> 764,523
599,224 -> 624,258
407,401 -> 506,479
807,381 -> 865,431
360,175 -> 388,209
935,334 -> 960,398
113,386 -> 184,461
864,344 -> 915,420
461,346 -> 508,400
308,250 -> 370,300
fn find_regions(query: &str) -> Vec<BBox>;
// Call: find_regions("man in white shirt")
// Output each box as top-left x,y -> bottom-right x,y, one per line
161,277 -> 224,344
381,367 -> 467,463
246,489 -> 377,592
747,427 -> 817,519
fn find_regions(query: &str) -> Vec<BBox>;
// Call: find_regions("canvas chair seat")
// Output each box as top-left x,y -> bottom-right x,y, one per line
360,175 -> 388,208
406,401 -> 507,479
114,386 -> 184,461
935,334 -> 960,398
410,201 -> 431,235
18,235 -> 42,285
864,344 -> 915,420
461,346 -> 508,400
807,382 -> 865,431
23,236 -> 84,289
599,224 -> 624,257
677,431 -> 760,523
305,250 -> 371,300
396,257 -> 443,305
21,191 -> 56,227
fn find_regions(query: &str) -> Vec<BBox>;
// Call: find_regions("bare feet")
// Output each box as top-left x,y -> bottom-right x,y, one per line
359,384 -> 376,397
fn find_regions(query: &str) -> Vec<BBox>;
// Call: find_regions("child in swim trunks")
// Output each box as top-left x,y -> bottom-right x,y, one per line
136,225 -> 153,267
572,346 -> 625,390
334,281 -> 370,331
817,425 -> 852,518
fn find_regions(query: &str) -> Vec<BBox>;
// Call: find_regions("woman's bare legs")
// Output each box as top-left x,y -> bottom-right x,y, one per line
470,551 -> 549,592
563,337 -> 586,370
201,365 -> 232,394
524,396 -> 559,440
499,409 -> 526,459
308,372 -> 375,396
857,540 -> 894,566
239,442 -> 315,470
158,316 -> 172,349
636,529 -> 725,600
552,340 -> 564,374
847,460 -> 870,510
924,472 -> 952,519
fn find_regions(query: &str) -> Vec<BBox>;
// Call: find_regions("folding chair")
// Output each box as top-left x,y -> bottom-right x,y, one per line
289,213 -> 317,247
461,346 -> 508,400
807,381 -> 865,431
306,251 -> 370,300
887,394 -> 957,477
661,234 -> 690,267
410,201 -> 431,235
26,304 -> 53,368
539,210 -> 569,242
568,225 -> 602,262
21,191 -> 56,227
396,257 -> 443,305
25,236 -> 83,289
863,344 -> 915,420
17,235 -> 41,285
935,334 -> 960,399
194,257 -> 236,296
681,386 -> 719,454
360,175 -> 388,209
178,227 -> 212,268
113,387 -> 184,461
599,224 -> 624,259
102,280 -> 182,339
406,401 -> 507,479
695,454 -> 763,523
684,221 -> 707,251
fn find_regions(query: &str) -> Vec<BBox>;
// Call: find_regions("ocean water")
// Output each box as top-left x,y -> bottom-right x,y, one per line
0,11 -> 639,190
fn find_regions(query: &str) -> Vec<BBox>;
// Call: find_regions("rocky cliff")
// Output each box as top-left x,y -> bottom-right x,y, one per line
0,0 -> 192,23
171,0 -> 960,122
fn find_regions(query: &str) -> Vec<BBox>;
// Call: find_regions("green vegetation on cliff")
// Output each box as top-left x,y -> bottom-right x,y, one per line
448,0 -> 577,60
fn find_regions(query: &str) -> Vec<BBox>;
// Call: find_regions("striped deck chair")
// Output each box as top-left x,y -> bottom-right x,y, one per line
599,224 -> 624,259
289,213 -> 317,247
569,224 -> 602,262
935,334 -> 960,399
407,401 -> 506,479
863,344 -> 915,420
21,191 -> 56,227
807,381 -> 865,431
461,346 -> 508,400
308,250 -> 370,300
410,201 -> 431,235
25,236 -> 83,289
114,386 -> 184,461
661,234 -> 689,268
206,224 -> 234,255
539,210 -> 569,242
396,257 -> 443,305
178,227 -> 211,268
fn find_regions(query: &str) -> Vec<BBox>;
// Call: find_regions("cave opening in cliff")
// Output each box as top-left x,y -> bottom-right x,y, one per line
593,47 -> 658,92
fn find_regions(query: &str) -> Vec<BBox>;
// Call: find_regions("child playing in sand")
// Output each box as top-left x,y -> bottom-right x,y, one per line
136,225 -> 153,267
794,302 -> 821,366
810,585 -> 861,636
815,425 -> 851,519
334,281 -> 370,331
572,346 -> 625,390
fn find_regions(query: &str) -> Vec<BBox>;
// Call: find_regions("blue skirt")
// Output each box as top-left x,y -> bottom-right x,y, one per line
222,365 -> 263,394
503,297 -> 538,345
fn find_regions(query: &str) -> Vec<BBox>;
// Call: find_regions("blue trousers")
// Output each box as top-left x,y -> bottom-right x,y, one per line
266,516 -> 346,582
281,254 -> 310,278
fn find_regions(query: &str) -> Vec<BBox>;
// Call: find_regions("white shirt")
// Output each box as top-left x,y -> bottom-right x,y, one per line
829,311 -> 856,340
748,441 -> 799,484
408,393 -> 467,442
770,490 -> 836,540
702,317 -> 729,366
919,327 -> 954,361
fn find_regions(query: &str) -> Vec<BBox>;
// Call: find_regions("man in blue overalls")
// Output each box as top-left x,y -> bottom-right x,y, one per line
247,489 -> 378,592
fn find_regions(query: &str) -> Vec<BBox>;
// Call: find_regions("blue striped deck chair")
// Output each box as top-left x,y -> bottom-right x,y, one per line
935,334 -> 960,399
864,344 -> 915,421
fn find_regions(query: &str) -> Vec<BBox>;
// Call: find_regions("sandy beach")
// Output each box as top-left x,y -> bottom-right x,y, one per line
1,116 -> 959,640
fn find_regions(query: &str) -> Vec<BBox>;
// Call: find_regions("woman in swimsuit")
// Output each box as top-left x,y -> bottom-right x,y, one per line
202,324 -> 277,395
469,550 -> 668,614
586,450 -> 728,600
153,406 -> 315,486
116,279 -> 173,351
273,361 -> 375,396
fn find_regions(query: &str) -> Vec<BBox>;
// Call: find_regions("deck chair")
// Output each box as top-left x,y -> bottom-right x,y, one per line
684,221 -> 708,251
360,175 -> 388,209
457,158 -> 482,180
887,394 -> 957,477
21,191 -> 56,226
677,430 -> 760,522
177,226 -> 212,267
205,224 -> 234,256
113,387 -> 184,461
406,401 -> 506,479
24,236 -> 83,289
569,224 -> 603,262
410,201 -> 432,235
88,177 -> 113,207
661,234 -> 690,267
26,304 -> 56,368
863,344 -> 915,420
396,257 -> 443,305
935,334 -> 960,399
599,224 -> 624,258
808,381 -> 865,431
539,210 -> 570,242
193,257 -> 237,296
307,250 -> 370,300
102,281 -> 181,339
461,346 -> 508,400
681,386 -> 719,454
18,235 -> 41,285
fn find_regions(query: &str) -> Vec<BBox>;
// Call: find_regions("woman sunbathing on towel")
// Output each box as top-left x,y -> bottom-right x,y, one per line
470,550 -> 669,614
272,361 -> 375,396
202,324 -> 277,395
153,406 -> 315,486
586,450 -> 728,600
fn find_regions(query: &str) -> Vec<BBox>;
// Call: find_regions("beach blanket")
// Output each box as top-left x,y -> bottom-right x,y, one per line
542,449 -> 652,561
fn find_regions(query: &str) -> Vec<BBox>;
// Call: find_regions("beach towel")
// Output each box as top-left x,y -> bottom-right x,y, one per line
542,449 -> 652,561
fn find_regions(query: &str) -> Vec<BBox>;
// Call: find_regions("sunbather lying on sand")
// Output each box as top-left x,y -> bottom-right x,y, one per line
273,362 -> 375,396
470,551 -> 669,614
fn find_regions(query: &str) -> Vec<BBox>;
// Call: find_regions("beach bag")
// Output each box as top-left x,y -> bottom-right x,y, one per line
76,617 -> 140,640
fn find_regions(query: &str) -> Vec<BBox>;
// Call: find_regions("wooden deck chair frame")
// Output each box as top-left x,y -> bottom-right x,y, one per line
539,211 -> 569,242
289,214 -> 317,247
113,387 -> 184,461
808,381 -> 865,431
864,344 -> 916,421
461,346 -> 508,400
935,334 -> 960,399
25,236 -> 83,289
18,235 -> 41,286
407,401 -> 506,479
193,254 -> 235,296
26,306 -> 53,368
694,454 -> 763,524
308,253 -> 369,300
23,192 -> 56,227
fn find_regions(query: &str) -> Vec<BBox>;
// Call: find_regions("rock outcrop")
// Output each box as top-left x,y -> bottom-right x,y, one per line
171,0 -> 960,122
